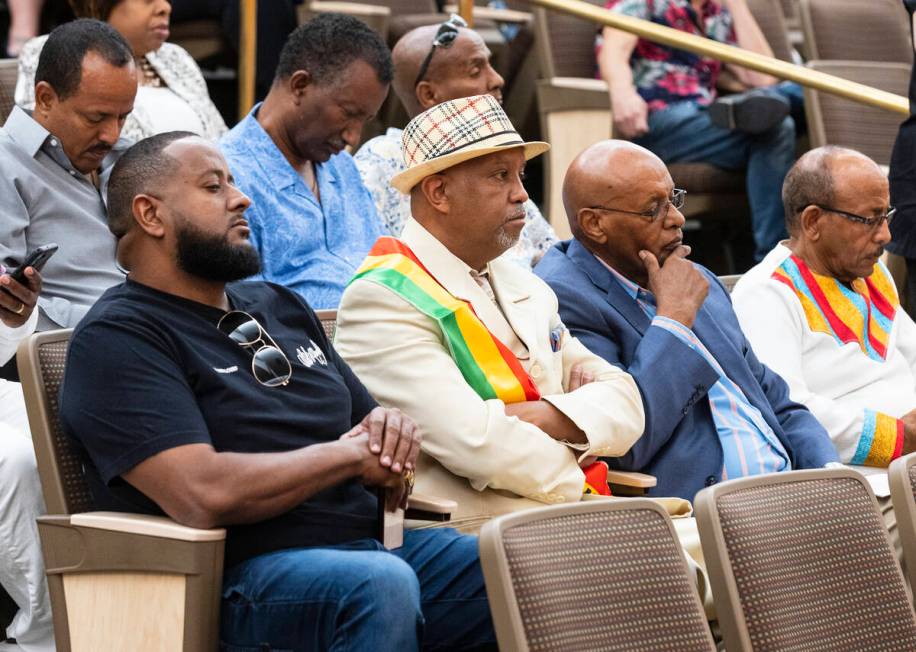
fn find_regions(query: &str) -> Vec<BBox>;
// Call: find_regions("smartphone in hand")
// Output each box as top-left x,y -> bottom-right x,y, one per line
5,243 -> 59,285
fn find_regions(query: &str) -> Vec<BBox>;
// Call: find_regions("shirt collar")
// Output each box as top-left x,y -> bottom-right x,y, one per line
236,103 -> 343,194
4,105 -> 131,179
594,254 -> 647,301
401,218 -> 494,296
5,105 -> 52,157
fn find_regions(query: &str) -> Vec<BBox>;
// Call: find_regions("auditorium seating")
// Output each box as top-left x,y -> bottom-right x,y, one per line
803,61 -> 910,167
696,468 -> 916,652
0,58 -> 18,124
480,499 -> 716,651
888,452 -> 916,593
799,0 -> 912,64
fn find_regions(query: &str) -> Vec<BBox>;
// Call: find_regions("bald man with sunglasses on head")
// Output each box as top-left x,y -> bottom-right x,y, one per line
354,16 -> 557,268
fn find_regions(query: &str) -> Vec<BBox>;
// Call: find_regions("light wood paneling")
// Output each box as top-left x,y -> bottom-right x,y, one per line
64,572 -> 186,651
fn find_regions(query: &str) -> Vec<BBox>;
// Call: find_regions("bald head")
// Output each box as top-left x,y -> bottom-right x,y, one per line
563,140 -> 666,238
392,25 -> 502,118
782,146 -> 884,236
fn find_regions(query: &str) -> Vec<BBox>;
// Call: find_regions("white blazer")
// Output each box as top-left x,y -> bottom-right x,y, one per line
335,219 -> 645,529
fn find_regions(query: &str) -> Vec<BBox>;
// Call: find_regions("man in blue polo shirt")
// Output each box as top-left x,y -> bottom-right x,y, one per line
220,14 -> 390,309
60,131 -> 495,651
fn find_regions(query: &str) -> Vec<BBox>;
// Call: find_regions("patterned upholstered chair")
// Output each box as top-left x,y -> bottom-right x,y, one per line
696,468 -> 916,652
0,58 -> 18,124
480,500 -> 715,652
889,452 -> 916,593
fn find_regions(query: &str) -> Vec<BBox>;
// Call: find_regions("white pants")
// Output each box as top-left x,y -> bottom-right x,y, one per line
0,381 -> 53,652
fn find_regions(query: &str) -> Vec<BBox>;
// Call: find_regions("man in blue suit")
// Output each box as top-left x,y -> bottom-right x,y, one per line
535,140 -> 838,501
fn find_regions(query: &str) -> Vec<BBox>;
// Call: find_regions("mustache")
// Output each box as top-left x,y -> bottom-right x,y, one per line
87,143 -> 113,156
504,209 -> 526,223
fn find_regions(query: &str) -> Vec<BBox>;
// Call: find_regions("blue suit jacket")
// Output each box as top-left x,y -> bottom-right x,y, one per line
535,240 -> 838,500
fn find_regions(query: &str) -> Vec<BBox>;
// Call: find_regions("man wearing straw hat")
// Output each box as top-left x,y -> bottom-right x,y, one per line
335,94 -> 656,526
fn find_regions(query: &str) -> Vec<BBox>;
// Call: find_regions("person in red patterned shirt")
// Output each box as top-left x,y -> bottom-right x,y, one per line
597,0 -> 804,262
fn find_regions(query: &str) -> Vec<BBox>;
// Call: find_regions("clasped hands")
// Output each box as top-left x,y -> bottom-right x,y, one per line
340,406 -> 421,512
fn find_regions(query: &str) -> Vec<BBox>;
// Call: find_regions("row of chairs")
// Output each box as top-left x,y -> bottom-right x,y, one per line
13,289 -> 912,650
483,464 -> 916,651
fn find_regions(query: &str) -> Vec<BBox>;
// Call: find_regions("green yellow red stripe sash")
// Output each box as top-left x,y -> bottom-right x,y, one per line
352,237 -> 541,403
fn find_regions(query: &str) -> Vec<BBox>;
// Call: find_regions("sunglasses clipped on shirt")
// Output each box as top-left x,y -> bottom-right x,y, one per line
413,14 -> 469,88
217,310 -> 292,387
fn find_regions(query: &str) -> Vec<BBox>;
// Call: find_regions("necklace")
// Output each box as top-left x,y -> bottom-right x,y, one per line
137,56 -> 163,87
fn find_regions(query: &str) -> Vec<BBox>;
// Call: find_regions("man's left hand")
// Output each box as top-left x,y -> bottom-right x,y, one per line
0,267 -> 42,328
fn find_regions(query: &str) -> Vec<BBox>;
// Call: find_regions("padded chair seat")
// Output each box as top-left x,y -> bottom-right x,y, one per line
668,162 -> 746,195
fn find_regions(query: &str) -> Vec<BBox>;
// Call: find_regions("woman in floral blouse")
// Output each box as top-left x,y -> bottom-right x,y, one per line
15,0 -> 227,142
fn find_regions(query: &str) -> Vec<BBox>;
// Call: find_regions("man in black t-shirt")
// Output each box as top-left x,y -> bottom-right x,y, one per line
59,131 -> 496,652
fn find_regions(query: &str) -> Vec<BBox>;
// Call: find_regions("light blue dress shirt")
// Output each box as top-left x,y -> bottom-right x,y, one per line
604,262 -> 791,479
220,104 -> 386,309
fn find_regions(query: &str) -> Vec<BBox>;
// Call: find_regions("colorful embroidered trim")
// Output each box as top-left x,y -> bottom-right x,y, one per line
771,255 -> 898,361
851,410 -> 904,467
352,237 -> 541,404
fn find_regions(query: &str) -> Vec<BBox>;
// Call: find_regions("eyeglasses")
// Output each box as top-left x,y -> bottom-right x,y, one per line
812,204 -> 896,230
217,310 -> 292,387
413,14 -> 468,88
588,188 -> 687,222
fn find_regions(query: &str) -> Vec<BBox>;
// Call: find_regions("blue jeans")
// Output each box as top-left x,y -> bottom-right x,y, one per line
219,528 -> 496,651
636,82 -> 802,261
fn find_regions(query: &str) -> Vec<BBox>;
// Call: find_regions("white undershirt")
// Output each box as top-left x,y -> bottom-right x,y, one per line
134,85 -> 204,136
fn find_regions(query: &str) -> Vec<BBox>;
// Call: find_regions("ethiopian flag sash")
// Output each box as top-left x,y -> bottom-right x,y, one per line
351,237 -> 611,497
352,237 -> 541,403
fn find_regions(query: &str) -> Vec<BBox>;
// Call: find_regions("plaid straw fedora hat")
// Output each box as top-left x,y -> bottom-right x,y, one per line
390,94 -> 549,194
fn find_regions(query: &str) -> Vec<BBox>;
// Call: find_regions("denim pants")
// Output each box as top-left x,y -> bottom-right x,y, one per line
219,528 -> 496,652
635,82 -> 804,261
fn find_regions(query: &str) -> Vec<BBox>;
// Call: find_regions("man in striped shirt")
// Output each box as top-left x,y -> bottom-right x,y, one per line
536,140 -> 838,501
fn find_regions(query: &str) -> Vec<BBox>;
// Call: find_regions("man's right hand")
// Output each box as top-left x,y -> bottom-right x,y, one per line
611,89 -> 649,139
0,267 -> 42,328
640,246 -> 708,328
340,407 -> 422,509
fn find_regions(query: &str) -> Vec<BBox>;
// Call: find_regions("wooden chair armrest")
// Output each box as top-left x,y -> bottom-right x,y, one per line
537,77 -> 610,114
607,470 -> 657,496
406,492 -> 457,522
65,511 -> 225,541
442,4 -> 533,23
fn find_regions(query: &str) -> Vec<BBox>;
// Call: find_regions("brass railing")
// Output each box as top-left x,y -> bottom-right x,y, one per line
238,0 -> 258,119
527,0 -> 909,115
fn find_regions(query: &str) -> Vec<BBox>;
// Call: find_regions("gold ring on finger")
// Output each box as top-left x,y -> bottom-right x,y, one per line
13,302 -> 24,315
403,468 -> 415,489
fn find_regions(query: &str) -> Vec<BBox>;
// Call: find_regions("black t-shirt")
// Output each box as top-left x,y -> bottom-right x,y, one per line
60,279 -> 379,568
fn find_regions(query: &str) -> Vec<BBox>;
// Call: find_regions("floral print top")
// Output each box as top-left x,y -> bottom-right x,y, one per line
598,0 -> 737,112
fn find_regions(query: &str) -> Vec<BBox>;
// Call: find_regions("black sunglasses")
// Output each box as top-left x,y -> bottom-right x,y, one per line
413,14 -> 468,88
217,310 -> 292,387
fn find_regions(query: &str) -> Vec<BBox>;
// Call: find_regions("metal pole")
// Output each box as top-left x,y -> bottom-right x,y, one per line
529,0 -> 909,115
238,0 -> 257,120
